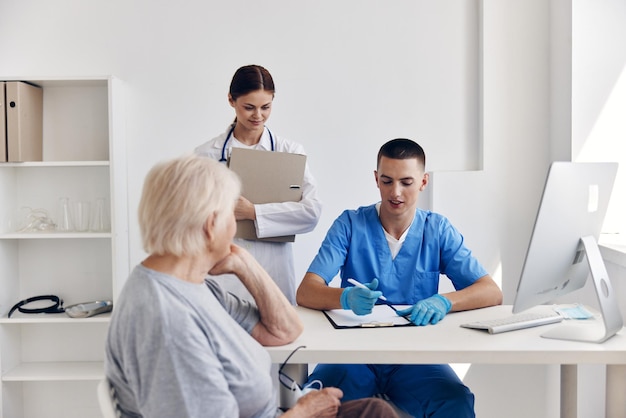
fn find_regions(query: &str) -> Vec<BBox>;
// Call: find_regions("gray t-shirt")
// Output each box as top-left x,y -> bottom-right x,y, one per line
105,264 -> 277,417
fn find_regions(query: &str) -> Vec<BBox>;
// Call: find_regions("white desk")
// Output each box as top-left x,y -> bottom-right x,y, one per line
266,305 -> 626,418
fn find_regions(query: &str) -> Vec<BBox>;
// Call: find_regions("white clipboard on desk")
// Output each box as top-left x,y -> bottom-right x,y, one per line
323,305 -> 414,329
228,148 -> 306,242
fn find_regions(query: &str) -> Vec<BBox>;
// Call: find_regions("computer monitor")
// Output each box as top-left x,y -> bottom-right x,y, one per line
512,161 -> 623,343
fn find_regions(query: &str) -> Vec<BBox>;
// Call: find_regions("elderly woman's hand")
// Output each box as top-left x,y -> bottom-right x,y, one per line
283,387 -> 343,418
208,243 -> 248,276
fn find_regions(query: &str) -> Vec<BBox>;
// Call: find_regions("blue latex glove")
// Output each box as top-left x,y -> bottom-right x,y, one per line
396,294 -> 452,326
340,279 -> 383,316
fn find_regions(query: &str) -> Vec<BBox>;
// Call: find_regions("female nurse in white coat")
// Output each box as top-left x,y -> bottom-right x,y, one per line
195,64 -> 322,304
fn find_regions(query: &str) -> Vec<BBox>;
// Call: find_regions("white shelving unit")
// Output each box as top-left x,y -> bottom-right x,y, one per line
0,76 -> 129,418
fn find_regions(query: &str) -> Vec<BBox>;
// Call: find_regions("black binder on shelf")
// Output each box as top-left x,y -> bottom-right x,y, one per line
227,148 -> 306,243
0,82 -> 5,162
1,81 -> 43,162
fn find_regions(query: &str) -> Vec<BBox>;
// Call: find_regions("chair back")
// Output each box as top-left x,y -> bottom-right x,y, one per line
97,378 -> 120,418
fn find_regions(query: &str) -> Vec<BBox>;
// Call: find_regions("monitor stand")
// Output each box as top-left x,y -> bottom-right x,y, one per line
541,235 -> 623,343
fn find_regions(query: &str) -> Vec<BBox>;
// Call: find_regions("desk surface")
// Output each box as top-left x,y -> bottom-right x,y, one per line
265,305 -> 626,365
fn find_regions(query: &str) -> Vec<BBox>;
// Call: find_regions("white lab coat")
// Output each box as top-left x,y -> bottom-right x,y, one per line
195,126 -> 322,304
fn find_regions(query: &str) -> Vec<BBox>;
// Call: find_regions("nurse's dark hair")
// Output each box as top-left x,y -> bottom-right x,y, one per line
229,65 -> 275,100
377,138 -> 426,169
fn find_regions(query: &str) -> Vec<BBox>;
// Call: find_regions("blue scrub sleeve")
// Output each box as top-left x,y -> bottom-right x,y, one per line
437,220 -> 488,290
307,211 -> 352,284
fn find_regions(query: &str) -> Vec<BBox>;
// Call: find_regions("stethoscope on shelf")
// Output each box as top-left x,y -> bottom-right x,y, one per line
220,124 -> 275,162
7,295 -> 113,318
8,295 -> 65,318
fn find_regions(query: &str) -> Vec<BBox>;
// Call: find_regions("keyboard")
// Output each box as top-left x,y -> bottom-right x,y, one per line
460,311 -> 564,334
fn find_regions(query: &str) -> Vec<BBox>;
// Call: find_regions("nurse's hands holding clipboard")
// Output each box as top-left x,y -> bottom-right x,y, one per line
234,196 -> 255,221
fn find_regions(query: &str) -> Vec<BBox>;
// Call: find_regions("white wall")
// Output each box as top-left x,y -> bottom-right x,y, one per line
1,1 -> 624,417
572,0 -> 626,234
0,0 -> 482,280
469,2 -> 558,416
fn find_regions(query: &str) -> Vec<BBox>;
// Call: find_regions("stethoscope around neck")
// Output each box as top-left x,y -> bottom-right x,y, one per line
220,124 -> 275,162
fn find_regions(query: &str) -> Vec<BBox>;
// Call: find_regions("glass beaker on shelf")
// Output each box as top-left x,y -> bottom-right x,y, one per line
91,197 -> 109,232
57,197 -> 73,232
74,200 -> 91,232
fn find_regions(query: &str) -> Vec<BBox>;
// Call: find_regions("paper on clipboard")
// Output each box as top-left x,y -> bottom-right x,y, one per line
227,148 -> 306,242
323,305 -> 413,329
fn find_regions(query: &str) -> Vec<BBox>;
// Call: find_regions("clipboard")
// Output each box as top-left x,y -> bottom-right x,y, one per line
323,305 -> 414,329
228,148 -> 306,242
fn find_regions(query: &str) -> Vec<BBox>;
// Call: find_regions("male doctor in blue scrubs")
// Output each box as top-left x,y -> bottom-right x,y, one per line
296,138 -> 503,418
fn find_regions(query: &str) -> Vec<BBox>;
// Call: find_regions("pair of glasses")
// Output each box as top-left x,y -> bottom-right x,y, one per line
278,345 -> 323,393
278,345 -> 306,391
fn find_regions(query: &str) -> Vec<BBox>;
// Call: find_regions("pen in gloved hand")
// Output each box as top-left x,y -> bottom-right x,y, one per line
346,278 -> 399,313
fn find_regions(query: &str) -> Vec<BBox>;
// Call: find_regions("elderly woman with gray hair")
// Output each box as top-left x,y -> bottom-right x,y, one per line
105,154 -> 397,418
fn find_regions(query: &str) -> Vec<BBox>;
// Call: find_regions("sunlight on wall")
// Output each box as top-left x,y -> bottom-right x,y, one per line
577,64 -> 626,235
451,363 -> 472,380
491,261 -> 503,290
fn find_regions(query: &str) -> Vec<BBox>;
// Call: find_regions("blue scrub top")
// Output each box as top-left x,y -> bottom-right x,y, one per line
307,205 -> 487,305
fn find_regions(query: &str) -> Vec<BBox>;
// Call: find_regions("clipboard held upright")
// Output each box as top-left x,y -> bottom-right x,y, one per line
227,148 -> 306,242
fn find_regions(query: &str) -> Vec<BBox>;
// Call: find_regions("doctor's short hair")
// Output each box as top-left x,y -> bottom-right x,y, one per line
377,138 -> 426,170
138,154 -> 241,257
229,64 -> 275,100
